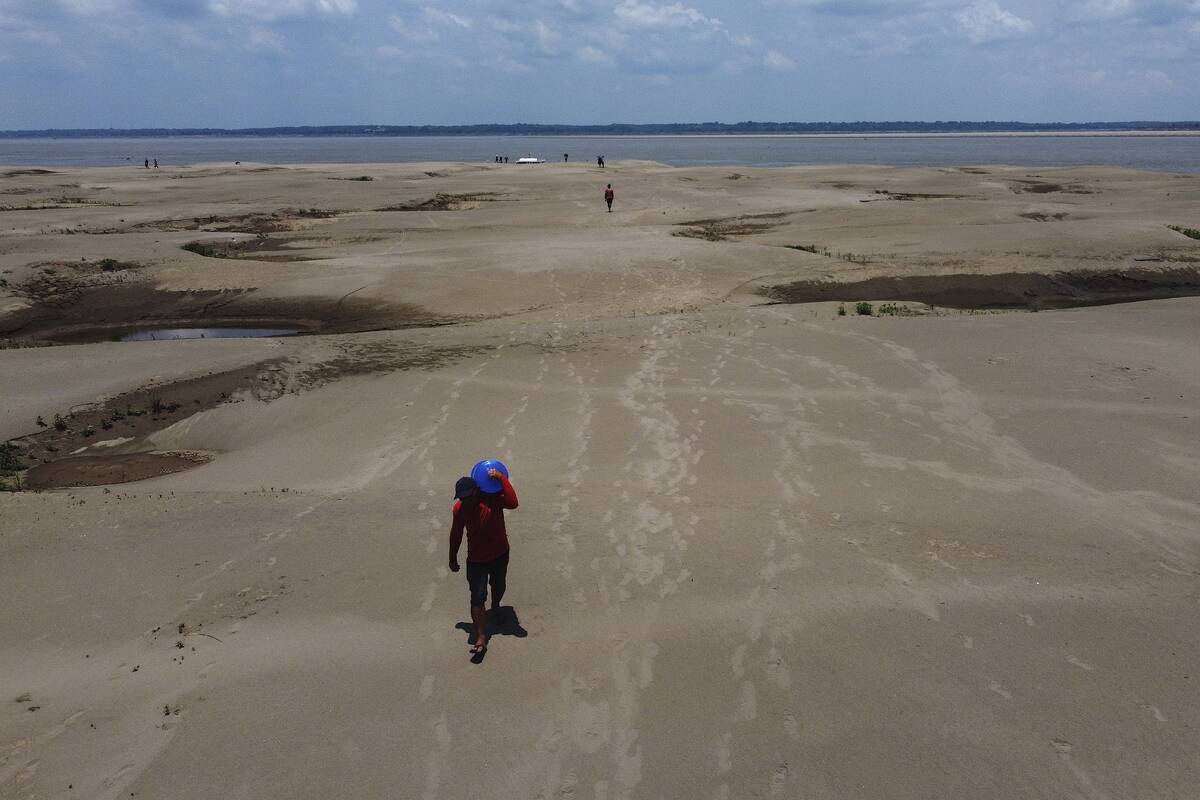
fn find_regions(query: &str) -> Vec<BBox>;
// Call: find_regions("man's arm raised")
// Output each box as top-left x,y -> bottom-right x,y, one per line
491,470 -> 518,510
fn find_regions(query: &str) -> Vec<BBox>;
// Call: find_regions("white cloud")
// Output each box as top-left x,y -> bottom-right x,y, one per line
1064,65 -> 1176,94
389,14 -> 438,42
955,0 -> 1032,43
614,1 -> 721,30
1079,0 -> 1134,18
58,0 -> 126,13
577,44 -> 614,64
247,26 -> 285,52
491,53 -> 532,74
422,6 -> 472,29
1135,68 -> 1174,90
534,19 -> 559,50
763,49 -> 796,71
209,0 -> 357,22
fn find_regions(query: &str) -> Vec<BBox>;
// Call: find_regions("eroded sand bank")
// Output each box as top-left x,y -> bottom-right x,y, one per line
2,162 -> 1198,799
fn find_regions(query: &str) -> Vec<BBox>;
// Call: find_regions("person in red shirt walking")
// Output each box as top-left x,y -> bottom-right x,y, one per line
604,183 -> 614,212
449,468 -> 519,656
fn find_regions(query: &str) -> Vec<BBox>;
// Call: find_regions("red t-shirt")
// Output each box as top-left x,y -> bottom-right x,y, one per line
449,474 -> 519,563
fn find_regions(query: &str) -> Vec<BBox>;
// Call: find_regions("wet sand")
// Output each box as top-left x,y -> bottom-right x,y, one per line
2,161 -> 1199,799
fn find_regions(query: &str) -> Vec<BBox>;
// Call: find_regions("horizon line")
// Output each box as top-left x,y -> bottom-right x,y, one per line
4,120 -> 1200,137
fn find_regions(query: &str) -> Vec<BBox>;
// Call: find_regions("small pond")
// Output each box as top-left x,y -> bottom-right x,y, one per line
120,327 -> 300,342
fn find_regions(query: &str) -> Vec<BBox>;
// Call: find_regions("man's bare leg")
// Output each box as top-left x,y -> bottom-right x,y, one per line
470,606 -> 488,653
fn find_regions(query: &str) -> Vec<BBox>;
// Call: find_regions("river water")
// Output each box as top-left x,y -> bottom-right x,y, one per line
2,134 -> 1198,172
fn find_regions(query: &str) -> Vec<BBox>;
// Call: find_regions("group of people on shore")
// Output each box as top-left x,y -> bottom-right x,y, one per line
490,154 -> 605,166
487,153 -> 614,211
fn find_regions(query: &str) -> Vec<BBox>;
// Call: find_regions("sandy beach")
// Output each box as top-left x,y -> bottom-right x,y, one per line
2,160 -> 1199,799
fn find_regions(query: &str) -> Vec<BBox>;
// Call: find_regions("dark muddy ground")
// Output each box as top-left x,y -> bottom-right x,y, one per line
763,267 -> 1200,310
375,192 -> 506,211
3,339 -> 485,488
181,235 -> 327,262
24,451 -> 213,489
673,212 -> 790,241
0,281 -> 452,343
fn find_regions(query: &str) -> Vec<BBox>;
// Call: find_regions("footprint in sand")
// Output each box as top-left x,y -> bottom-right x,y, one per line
734,681 -> 757,722
770,762 -> 790,796
715,732 -> 732,773
731,645 -> 746,679
783,712 -> 800,741
1140,704 -> 1168,722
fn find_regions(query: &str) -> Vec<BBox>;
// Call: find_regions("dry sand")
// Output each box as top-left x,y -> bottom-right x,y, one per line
1,161 -> 1199,799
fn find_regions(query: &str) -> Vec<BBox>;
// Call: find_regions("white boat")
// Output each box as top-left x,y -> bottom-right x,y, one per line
515,156 -> 545,164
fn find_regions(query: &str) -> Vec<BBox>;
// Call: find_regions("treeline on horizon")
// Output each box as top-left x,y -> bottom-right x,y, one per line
2,121 -> 1199,138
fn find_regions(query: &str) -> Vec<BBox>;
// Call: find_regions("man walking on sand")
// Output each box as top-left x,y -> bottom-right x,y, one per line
449,469 -> 518,656
604,183 -> 614,212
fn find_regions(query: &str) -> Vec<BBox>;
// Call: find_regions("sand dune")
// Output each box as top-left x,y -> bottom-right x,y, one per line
2,162 -> 1198,799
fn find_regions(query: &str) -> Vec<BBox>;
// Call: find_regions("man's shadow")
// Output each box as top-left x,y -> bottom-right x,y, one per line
456,606 -> 528,663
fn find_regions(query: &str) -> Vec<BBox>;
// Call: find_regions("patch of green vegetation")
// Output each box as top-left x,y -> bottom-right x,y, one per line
180,242 -> 223,257
0,339 -> 50,350
876,303 -> 911,316
855,301 -> 874,316
837,304 -> 847,316
349,176 -> 373,181
52,413 -> 67,431
0,442 -> 25,473
786,243 -> 830,256
148,397 -> 180,415
182,241 -> 223,258
1168,224 -> 1200,240
96,258 -> 128,271
784,244 -> 877,264
1,441 -> 29,491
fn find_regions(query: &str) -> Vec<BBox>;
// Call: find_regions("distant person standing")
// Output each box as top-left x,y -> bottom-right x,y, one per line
144,159 -> 149,169
604,183 -> 614,212
153,159 -> 158,169
597,155 -> 604,168
564,153 -> 569,162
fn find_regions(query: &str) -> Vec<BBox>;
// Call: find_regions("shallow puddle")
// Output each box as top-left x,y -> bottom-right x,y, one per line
120,327 -> 300,341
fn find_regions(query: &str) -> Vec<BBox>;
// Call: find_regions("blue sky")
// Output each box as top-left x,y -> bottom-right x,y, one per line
1,0 -> 1198,128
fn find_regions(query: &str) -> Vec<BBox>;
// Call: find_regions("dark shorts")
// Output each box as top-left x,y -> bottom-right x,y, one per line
465,550 -> 509,608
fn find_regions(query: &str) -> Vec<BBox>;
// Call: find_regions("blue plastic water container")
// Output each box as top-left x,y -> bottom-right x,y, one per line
471,459 -> 509,493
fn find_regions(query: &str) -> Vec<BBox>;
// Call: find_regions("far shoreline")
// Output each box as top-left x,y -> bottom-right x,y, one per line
4,130 -> 1200,141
